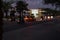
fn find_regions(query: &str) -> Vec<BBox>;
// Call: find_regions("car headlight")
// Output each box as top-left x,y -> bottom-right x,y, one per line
48,16 -> 50,19
51,16 -> 53,19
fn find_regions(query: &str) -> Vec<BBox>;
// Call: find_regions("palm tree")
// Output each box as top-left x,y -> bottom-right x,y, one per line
2,2 -> 11,18
0,0 -> 3,40
16,1 -> 28,23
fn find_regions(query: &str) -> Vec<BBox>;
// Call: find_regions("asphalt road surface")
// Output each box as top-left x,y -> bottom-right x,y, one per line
3,19 -> 60,40
3,21 -> 41,32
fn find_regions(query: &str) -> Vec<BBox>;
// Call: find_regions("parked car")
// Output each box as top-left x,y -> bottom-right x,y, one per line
44,16 -> 53,21
24,16 -> 36,22
16,16 -> 36,23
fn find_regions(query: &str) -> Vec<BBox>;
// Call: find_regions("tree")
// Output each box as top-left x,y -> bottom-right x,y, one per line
2,2 -> 11,18
55,0 -> 60,10
43,0 -> 60,16
43,0 -> 60,10
0,0 -> 3,40
16,1 -> 28,23
42,8 -> 60,16
10,7 -> 16,21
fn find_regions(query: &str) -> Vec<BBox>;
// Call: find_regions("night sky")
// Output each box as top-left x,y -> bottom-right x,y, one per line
3,0 -> 55,9
24,0 -> 54,9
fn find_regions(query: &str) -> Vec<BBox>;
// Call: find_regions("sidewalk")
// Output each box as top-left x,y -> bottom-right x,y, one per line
3,23 -> 60,40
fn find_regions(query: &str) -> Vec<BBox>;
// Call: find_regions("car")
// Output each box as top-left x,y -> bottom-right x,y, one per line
24,16 -> 36,22
44,16 -> 53,21
16,16 -> 36,23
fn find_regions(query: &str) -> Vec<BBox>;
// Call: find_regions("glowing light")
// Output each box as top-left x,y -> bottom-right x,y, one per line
24,16 -> 28,21
31,9 -> 38,17
32,9 -> 38,13
25,17 -> 28,20
51,16 -> 53,18
48,16 -> 50,19
39,11 -> 46,12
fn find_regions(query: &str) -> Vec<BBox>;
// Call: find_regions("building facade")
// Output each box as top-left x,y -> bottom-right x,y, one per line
26,8 -> 46,21
27,8 -> 46,18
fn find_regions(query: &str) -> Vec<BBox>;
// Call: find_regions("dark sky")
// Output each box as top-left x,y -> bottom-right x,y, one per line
24,0 -> 53,9
3,0 -> 55,9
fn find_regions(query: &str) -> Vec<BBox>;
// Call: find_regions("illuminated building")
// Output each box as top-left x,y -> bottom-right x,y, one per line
26,8 -> 46,18
25,8 -> 46,21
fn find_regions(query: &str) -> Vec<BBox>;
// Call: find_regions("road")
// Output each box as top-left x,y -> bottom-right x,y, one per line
3,20 -> 41,32
3,21 -> 28,32
3,19 -> 60,40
